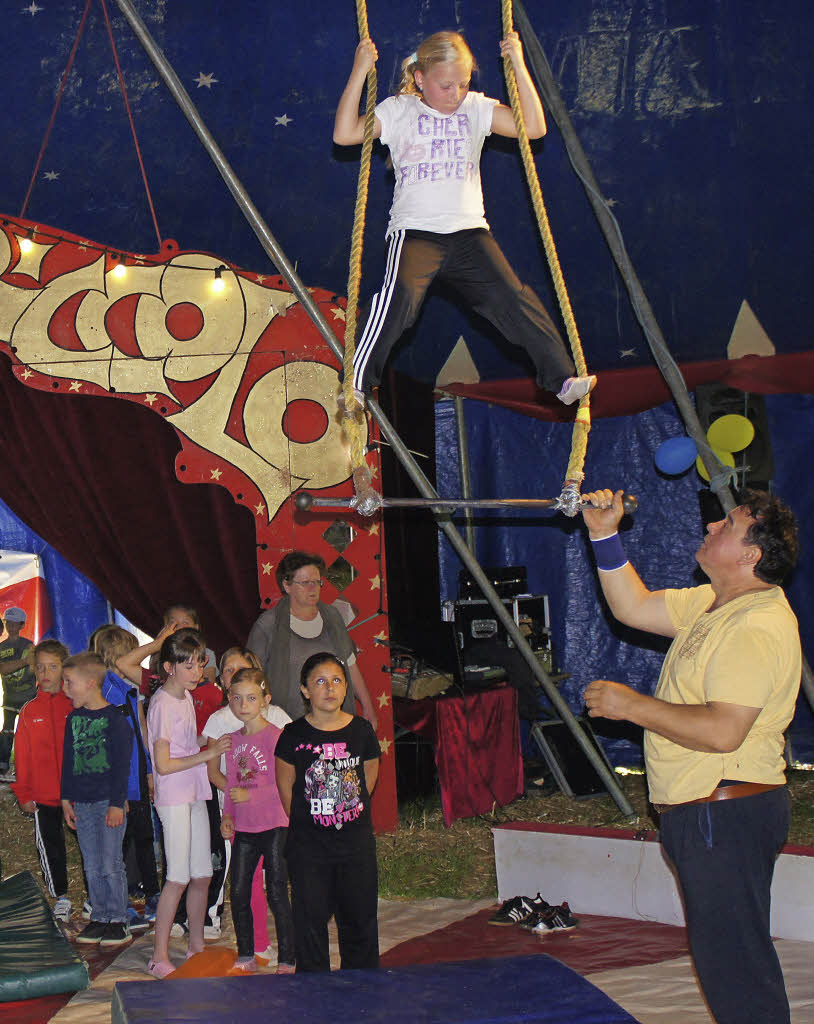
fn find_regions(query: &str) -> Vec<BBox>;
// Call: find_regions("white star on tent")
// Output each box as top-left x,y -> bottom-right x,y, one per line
331,306 -> 346,321
619,348 -> 636,358
254,502 -> 266,516
379,737 -> 392,755
43,170 -> 59,181
377,692 -> 390,708
22,2 -> 42,15
275,114 -> 292,127
261,562 -> 272,575
209,468 -> 222,480
21,368 -> 33,380
195,72 -> 218,89
68,381 -> 82,392
144,394 -> 157,405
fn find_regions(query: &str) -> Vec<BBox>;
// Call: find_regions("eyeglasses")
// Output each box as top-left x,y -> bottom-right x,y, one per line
290,578 -> 324,589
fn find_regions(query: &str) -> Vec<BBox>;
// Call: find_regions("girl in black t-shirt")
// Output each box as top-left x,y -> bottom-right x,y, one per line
275,652 -> 381,972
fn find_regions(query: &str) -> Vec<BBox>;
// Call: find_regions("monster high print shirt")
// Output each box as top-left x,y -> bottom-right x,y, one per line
223,721 -> 287,832
60,705 -> 133,808
276,716 -> 381,861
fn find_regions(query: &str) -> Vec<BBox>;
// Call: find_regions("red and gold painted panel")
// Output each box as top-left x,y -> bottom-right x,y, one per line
0,215 -> 396,831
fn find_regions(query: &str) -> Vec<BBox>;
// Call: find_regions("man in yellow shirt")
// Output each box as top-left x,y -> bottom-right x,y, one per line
582,489 -> 800,1024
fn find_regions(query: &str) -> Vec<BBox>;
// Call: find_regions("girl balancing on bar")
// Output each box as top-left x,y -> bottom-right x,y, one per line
333,30 -> 595,407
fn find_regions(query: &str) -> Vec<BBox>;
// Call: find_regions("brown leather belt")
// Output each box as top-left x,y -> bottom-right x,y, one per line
653,781 -> 784,815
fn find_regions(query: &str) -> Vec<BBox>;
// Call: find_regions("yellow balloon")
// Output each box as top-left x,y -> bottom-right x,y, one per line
706,414 -> 755,453
696,448 -> 735,482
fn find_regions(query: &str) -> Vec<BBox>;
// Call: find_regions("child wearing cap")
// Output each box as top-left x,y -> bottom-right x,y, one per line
0,607 -> 35,774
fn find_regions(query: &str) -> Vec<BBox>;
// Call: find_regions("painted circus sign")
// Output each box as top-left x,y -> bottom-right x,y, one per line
0,214 -> 396,829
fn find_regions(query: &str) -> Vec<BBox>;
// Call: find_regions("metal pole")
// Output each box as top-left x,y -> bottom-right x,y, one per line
368,397 -> 636,818
514,0 -> 734,513
514,0 -> 814,718
453,396 -> 476,551
116,0 -> 634,818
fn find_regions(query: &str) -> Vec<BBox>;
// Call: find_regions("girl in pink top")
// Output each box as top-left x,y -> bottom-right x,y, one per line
145,629 -> 230,979
221,668 -> 294,974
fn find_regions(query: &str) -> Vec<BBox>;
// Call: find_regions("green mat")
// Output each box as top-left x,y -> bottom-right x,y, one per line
0,871 -> 90,1002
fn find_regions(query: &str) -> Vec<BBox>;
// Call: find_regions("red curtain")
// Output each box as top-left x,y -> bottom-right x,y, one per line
0,354 -> 260,653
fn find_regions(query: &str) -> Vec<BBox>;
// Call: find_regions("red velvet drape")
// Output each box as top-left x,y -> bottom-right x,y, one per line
0,354 -> 260,653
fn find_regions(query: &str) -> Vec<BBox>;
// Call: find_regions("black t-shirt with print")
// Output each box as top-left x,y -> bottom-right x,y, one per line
276,715 -> 381,862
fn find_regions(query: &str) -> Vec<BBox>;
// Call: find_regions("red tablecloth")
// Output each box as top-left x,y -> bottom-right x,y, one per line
394,686 -> 524,826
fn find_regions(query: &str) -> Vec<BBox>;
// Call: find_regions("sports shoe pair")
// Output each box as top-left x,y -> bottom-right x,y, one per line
76,921 -> 133,947
520,901 -> 579,934
487,891 -> 550,926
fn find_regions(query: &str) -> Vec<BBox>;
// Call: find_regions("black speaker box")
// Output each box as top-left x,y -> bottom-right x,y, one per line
529,716 -> 613,799
694,383 -> 774,488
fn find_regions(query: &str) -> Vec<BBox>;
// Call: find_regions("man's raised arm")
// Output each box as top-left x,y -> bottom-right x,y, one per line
582,488 -> 675,639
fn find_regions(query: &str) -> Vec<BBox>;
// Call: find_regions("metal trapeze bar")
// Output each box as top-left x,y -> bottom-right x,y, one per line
295,492 -> 639,515
114,0 -> 635,818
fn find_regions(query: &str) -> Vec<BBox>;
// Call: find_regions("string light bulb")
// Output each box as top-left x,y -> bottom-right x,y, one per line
111,253 -> 126,279
212,265 -> 226,293
19,229 -> 35,254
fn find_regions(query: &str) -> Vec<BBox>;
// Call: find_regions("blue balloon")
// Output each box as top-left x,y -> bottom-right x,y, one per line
654,436 -> 698,475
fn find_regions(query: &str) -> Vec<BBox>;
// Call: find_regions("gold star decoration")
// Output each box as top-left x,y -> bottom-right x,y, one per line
374,630 -> 388,644
254,502 -> 266,516
379,737 -> 392,756
367,522 -> 380,537
369,575 -> 381,590
68,381 -> 82,392
21,368 -> 33,380
256,274 -> 266,284
377,692 -> 390,709
261,563 -> 273,575
331,306 -> 346,321
210,468 -> 222,481
144,394 -> 158,405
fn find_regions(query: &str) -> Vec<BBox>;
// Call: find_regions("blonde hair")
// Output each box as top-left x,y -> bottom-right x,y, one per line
397,31 -> 476,97
91,625 -> 138,669
218,646 -> 261,679
62,651 -> 107,686
230,667 -> 270,699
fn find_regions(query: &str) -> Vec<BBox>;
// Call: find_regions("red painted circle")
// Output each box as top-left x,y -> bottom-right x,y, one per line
165,302 -> 204,341
283,399 -> 328,444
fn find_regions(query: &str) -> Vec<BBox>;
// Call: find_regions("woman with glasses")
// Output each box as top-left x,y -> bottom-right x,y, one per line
246,552 -> 378,729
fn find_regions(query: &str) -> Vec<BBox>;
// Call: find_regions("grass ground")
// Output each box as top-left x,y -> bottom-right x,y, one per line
3,769 -> 814,906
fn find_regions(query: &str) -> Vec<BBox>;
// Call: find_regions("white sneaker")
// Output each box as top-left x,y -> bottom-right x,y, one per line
255,945 -> 273,966
203,923 -> 221,941
170,921 -> 189,938
53,897 -> 72,922
82,901 -> 92,921
557,374 -> 596,405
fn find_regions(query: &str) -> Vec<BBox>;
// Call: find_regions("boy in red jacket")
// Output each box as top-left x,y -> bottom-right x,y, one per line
11,639 -> 74,921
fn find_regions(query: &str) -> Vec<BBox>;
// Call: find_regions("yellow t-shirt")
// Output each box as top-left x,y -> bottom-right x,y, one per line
644,584 -> 801,805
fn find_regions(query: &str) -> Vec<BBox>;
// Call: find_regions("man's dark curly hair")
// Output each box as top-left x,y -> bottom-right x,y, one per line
740,489 -> 799,584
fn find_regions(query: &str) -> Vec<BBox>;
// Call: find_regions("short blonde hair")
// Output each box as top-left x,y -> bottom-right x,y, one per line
397,31 -> 476,97
62,651 -> 107,686
91,625 -> 138,668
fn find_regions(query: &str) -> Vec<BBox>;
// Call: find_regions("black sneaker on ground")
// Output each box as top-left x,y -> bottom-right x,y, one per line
487,892 -> 550,926
517,909 -> 549,931
99,922 -> 133,948
531,901 -> 579,935
75,921 -> 108,944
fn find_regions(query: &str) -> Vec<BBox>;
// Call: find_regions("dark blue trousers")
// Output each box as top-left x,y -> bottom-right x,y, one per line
659,788 -> 790,1024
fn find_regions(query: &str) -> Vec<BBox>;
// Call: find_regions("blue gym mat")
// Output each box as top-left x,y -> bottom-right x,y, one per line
112,954 -> 640,1023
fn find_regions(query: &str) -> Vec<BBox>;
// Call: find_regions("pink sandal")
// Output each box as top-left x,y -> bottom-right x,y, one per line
146,959 -> 176,979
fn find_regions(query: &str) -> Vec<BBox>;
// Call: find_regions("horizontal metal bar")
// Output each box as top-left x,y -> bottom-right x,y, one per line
295,492 -> 638,515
